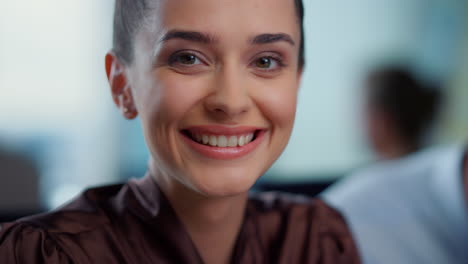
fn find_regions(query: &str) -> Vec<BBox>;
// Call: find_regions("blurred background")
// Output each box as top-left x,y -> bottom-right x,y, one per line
1,0 -> 467,219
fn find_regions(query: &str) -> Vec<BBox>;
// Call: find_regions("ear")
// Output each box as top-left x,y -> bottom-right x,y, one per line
105,52 -> 138,119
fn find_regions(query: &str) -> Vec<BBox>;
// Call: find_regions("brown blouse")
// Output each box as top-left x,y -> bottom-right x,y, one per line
0,175 -> 360,263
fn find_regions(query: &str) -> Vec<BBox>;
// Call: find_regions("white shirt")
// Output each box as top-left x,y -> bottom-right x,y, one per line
322,145 -> 468,264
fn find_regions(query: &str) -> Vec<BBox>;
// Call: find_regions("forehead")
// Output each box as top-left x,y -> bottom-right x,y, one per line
143,0 -> 299,42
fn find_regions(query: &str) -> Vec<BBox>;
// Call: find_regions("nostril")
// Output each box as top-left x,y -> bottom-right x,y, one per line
204,91 -> 251,117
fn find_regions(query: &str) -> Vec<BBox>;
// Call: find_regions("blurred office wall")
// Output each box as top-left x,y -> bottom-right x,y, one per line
439,18 -> 468,143
0,0 -> 467,210
0,0 -> 118,209
270,0 -> 467,180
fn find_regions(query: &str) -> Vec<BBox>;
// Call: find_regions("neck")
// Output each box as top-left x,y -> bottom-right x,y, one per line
150,164 -> 248,264
380,142 -> 416,160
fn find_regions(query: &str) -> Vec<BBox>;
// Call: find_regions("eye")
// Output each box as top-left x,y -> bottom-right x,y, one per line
169,52 -> 203,66
256,57 -> 274,68
252,56 -> 284,71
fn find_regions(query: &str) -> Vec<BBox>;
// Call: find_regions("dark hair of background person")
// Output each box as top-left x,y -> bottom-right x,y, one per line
112,0 -> 305,68
366,67 -> 442,150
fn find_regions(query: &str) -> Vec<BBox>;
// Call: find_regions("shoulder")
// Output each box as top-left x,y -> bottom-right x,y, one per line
0,221 -> 72,263
249,191 -> 355,234
322,147 -> 446,207
0,182 -> 128,263
17,183 -> 126,234
249,191 -> 342,219
322,145 -> 463,208
248,192 -> 360,263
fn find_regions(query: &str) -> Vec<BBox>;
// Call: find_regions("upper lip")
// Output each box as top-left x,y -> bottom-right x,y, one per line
182,125 -> 266,136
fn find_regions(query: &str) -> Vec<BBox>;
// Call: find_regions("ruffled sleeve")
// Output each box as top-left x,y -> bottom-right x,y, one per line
0,222 -> 72,264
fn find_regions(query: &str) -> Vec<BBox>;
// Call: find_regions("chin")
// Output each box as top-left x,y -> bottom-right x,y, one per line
189,168 -> 261,198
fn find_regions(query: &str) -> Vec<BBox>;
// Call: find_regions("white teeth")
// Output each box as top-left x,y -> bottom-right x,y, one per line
228,136 -> 237,147
209,135 -> 217,146
217,136 -> 228,147
191,132 -> 256,147
238,135 -> 245,146
246,133 -> 254,143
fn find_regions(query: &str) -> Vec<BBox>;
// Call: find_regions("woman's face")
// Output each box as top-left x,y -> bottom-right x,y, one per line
125,0 -> 302,197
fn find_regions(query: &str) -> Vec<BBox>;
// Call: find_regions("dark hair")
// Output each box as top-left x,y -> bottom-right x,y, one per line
366,67 -> 441,146
112,0 -> 305,68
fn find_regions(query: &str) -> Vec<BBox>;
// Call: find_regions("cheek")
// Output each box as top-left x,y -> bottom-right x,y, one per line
367,113 -> 392,148
133,71 -> 211,170
253,77 -> 299,129
367,114 -> 381,137
135,70 -> 209,124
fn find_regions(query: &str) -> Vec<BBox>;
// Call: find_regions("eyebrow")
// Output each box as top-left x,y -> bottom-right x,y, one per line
160,30 -> 217,44
251,33 -> 295,46
160,30 -> 295,46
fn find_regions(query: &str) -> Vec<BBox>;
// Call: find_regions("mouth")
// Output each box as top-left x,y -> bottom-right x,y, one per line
180,130 -> 260,147
180,126 -> 266,160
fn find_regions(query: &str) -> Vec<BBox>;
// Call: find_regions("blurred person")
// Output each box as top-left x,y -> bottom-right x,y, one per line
324,145 -> 468,264
0,0 -> 360,263
322,67 -> 468,263
0,146 -> 41,221
363,67 -> 441,160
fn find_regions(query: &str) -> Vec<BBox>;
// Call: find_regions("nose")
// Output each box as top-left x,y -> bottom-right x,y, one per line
204,65 -> 252,120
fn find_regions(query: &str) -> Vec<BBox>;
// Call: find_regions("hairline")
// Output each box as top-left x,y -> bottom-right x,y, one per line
113,0 -> 304,68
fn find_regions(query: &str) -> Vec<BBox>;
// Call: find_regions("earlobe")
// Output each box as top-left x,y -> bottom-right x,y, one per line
119,89 -> 138,120
105,52 -> 138,119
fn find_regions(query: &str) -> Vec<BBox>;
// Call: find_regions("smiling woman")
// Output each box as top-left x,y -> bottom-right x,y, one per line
0,0 -> 360,263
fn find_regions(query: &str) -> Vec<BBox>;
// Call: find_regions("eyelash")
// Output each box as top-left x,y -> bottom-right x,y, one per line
253,55 -> 286,71
166,50 -> 287,72
168,51 -> 205,66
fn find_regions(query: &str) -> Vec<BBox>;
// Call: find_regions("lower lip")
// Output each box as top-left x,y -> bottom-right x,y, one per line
181,131 -> 266,160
